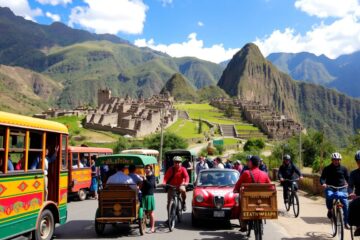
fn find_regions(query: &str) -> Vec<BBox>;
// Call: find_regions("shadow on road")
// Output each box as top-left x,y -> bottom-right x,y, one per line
300,216 -> 329,224
281,231 -> 333,240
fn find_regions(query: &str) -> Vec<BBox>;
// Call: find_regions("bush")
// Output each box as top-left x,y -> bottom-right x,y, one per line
243,138 -> 265,152
114,136 -> 129,153
215,144 -> 224,155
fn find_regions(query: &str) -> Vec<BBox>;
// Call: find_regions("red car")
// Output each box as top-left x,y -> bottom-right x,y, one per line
191,169 -> 240,225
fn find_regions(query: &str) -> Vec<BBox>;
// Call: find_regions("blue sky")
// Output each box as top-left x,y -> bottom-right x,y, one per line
1,0 -> 360,63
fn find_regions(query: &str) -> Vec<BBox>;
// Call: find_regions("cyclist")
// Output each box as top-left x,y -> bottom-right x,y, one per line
234,155 -> 271,232
163,156 -> 189,211
278,154 -> 303,204
349,151 -> 360,236
320,152 -> 350,229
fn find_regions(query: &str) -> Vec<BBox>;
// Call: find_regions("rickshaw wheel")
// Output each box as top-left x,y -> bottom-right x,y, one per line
95,221 -> 105,235
139,215 -> 147,235
78,189 -> 87,201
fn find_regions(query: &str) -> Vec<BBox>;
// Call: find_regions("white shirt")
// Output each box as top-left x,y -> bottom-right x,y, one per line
216,163 -> 225,169
107,171 -> 135,185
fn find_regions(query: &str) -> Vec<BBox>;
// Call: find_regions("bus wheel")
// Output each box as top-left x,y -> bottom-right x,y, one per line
78,189 -> 87,201
33,209 -> 54,240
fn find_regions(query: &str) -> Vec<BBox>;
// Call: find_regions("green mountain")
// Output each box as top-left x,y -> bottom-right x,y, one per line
267,51 -> 360,98
0,8 -> 224,108
0,64 -> 63,114
160,73 -> 198,101
218,43 -> 360,145
197,85 -> 229,101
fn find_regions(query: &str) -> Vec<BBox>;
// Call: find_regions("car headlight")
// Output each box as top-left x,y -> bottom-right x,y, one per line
195,194 -> 204,203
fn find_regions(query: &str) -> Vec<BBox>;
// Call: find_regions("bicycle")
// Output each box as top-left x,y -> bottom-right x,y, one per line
326,185 -> 348,240
349,196 -> 360,240
164,184 -> 185,232
246,219 -> 264,240
282,178 -> 300,217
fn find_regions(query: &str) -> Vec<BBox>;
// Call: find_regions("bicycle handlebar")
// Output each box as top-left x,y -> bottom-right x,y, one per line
160,183 -> 188,188
326,185 -> 348,189
283,178 -> 300,181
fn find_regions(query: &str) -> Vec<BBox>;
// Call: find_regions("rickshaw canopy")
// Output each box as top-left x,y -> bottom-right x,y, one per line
164,149 -> 196,158
95,154 -> 157,167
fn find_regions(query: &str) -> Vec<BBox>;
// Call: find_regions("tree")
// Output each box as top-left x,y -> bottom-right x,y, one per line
198,119 -> 203,134
225,105 -> 234,118
143,132 -> 188,159
114,136 -> 129,153
243,138 -> 265,152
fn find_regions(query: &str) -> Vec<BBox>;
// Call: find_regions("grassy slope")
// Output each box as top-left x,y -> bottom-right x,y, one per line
50,116 -> 118,146
166,119 -> 210,139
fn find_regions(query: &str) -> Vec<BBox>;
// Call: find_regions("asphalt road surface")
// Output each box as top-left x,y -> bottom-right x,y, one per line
52,188 -> 290,240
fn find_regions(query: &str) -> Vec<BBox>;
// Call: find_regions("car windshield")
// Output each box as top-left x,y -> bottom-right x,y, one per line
197,171 -> 239,186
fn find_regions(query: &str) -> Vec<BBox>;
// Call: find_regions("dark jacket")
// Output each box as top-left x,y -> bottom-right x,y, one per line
278,162 -> 302,180
320,164 -> 349,187
349,168 -> 360,196
141,174 -> 156,196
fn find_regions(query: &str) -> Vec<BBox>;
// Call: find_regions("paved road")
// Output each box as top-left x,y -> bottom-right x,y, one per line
52,188 -> 290,240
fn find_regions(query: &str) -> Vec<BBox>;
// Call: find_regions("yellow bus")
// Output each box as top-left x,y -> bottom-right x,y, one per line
121,149 -> 160,183
0,111 -> 68,240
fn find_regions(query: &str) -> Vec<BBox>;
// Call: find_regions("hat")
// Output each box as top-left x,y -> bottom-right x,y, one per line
234,160 -> 241,165
173,156 -> 182,162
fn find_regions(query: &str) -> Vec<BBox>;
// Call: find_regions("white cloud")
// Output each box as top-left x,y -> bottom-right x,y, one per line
46,12 -> 61,22
197,21 -> 204,27
0,0 -> 42,20
255,15 -> 360,58
295,0 -> 359,18
36,0 -> 72,6
68,0 -> 148,35
160,0 -> 173,7
255,0 -> 360,58
134,33 -> 239,63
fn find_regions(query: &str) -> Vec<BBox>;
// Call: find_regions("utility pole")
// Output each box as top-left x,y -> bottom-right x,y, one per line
299,126 -> 302,169
159,108 -> 164,171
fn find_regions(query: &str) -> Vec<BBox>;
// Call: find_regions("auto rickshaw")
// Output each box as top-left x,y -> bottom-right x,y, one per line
94,154 -> 158,236
164,149 -> 196,189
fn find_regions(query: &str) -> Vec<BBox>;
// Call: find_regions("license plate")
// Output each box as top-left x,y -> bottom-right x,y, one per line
213,211 -> 225,217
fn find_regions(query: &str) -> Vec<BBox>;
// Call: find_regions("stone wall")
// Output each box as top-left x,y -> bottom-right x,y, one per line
210,98 -> 301,140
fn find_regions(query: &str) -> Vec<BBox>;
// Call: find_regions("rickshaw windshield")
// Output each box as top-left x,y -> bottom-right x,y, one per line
96,154 -> 158,167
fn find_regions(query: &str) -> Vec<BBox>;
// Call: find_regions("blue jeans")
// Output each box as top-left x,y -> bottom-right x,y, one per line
325,188 -> 349,224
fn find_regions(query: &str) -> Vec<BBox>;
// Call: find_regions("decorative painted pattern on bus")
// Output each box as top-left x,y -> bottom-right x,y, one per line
60,172 -> 68,205
0,175 -> 44,221
70,169 -> 91,192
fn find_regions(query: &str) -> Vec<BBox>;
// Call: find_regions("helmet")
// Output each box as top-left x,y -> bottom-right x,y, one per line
331,152 -> 342,160
283,154 -> 291,161
355,151 -> 360,161
173,156 -> 182,162
246,155 -> 252,161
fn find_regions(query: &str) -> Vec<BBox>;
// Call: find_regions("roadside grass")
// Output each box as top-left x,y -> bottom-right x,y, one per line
166,119 -> 209,139
235,124 -> 259,131
223,138 -> 240,146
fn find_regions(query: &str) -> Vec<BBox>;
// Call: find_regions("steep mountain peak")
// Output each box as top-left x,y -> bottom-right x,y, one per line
0,7 -> 16,18
233,43 -> 265,63
161,73 -> 198,101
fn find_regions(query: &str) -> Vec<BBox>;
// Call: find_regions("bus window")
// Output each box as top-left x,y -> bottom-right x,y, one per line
28,131 -> 43,170
9,130 -> 25,171
61,135 -> 67,170
0,127 -> 4,173
72,153 -> 79,168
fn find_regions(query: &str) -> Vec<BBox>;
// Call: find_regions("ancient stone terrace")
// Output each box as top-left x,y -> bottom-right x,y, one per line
210,98 -> 301,140
84,89 -> 177,137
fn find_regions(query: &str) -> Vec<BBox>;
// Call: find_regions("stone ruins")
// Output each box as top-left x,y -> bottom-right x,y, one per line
33,106 -> 95,119
84,89 -> 178,137
210,98 -> 301,139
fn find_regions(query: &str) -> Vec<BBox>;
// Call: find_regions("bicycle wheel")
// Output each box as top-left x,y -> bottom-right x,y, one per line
176,197 -> 183,223
285,191 -> 291,211
168,200 -> 176,232
336,208 -> 344,240
292,193 -> 300,218
254,220 -> 263,240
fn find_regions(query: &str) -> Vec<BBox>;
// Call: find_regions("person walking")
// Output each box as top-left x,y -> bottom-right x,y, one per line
141,164 -> 156,233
